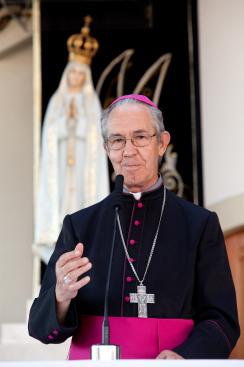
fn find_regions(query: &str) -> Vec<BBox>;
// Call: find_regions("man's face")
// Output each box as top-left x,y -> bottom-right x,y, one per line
105,103 -> 170,192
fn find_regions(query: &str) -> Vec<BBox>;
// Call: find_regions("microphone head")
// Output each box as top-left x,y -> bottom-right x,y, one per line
114,175 -> 124,193
113,175 -> 124,210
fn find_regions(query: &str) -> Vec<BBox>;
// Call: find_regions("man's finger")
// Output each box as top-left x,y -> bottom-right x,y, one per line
69,275 -> 91,291
65,262 -> 92,283
61,257 -> 89,278
74,243 -> 84,257
57,243 -> 84,267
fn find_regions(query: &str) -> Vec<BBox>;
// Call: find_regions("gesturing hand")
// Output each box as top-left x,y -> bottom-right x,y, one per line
55,243 -> 92,322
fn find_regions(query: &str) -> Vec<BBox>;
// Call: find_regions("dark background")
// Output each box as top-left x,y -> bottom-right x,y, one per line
40,0 -> 202,204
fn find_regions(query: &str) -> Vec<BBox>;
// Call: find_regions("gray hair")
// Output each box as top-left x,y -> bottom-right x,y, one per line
101,98 -> 165,141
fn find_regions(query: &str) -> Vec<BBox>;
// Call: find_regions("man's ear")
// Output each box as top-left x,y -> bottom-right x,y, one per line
104,142 -> 113,162
159,131 -> 170,157
103,142 -> 109,155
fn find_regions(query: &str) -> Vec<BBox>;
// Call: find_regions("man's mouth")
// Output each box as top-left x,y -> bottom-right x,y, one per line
122,165 -> 142,172
122,164 -> 140,168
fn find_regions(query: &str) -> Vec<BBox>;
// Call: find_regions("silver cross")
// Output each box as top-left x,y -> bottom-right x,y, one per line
130,285 -> 155,318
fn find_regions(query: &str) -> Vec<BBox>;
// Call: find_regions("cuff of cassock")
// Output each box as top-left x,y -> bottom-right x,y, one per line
172,321 -> 233,359
29,285 -> 78,344
47,285 -> 78,344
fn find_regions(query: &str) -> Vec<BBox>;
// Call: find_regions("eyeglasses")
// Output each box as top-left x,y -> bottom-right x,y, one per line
106,133 -> 157,150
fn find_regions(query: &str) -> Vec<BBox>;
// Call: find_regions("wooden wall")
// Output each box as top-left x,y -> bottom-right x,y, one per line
225,228 -> 244,358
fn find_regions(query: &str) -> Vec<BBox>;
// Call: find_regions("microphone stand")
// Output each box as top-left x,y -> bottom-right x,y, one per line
91,177 -> 123,360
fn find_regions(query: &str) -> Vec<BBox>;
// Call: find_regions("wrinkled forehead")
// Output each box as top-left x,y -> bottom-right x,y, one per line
107,103 -> 155,134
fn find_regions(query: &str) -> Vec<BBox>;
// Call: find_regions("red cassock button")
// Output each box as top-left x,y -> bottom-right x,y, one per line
137,202 -> 143,208
52,329 -> 59,335
124,296 -> 130,302
129,239 -> 135,245
134,220 -> 140,226
129,258 -> 135,263
126,276 -> 134,282
48,335 -> 54,340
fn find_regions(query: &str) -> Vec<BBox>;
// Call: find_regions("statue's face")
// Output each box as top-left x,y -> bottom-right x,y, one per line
67,66 -> 86,89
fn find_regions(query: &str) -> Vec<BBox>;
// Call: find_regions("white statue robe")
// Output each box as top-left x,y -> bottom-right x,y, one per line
34,64 -> 109,263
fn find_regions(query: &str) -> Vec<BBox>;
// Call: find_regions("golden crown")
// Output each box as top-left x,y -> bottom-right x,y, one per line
67,16 -> 99,65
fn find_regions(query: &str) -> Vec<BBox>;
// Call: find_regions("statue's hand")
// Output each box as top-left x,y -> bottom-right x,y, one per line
69,98 -> 77,119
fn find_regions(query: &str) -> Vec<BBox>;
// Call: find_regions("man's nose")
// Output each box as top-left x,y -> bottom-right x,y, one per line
123,138 -> 137,156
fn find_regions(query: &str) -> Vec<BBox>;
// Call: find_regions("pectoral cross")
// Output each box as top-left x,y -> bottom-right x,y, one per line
130,285 -> 155,318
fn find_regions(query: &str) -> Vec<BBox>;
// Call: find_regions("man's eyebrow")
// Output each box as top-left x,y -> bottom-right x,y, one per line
108,129 -> 148,137
133,129 -> 148,134
108,133 -> 124,138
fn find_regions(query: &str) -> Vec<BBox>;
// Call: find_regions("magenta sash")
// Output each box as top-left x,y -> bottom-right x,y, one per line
68,316 -> 194,359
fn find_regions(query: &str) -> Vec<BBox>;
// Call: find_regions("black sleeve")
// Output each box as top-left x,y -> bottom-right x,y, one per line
173,212 -> 240,358
28,215 -> 79,344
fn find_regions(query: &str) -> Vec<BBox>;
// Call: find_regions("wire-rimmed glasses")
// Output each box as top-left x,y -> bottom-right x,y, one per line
106,132 -> 157,150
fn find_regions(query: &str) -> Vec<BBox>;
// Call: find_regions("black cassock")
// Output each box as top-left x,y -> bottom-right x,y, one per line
28,184 -> 240,358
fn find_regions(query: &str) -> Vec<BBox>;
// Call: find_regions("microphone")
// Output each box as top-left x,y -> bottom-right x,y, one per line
112,174 -> 124,211
115,175 -> 124,190
91,175 -> 124,360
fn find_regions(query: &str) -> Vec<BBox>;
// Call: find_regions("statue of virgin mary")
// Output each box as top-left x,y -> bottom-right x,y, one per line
34,60 -> 109,262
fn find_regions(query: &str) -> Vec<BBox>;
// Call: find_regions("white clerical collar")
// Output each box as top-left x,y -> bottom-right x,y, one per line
123,176 -> 163,200
131,192 -> 142,200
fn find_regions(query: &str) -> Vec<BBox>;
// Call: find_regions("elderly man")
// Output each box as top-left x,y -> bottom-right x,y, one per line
28,94 -> 240,359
